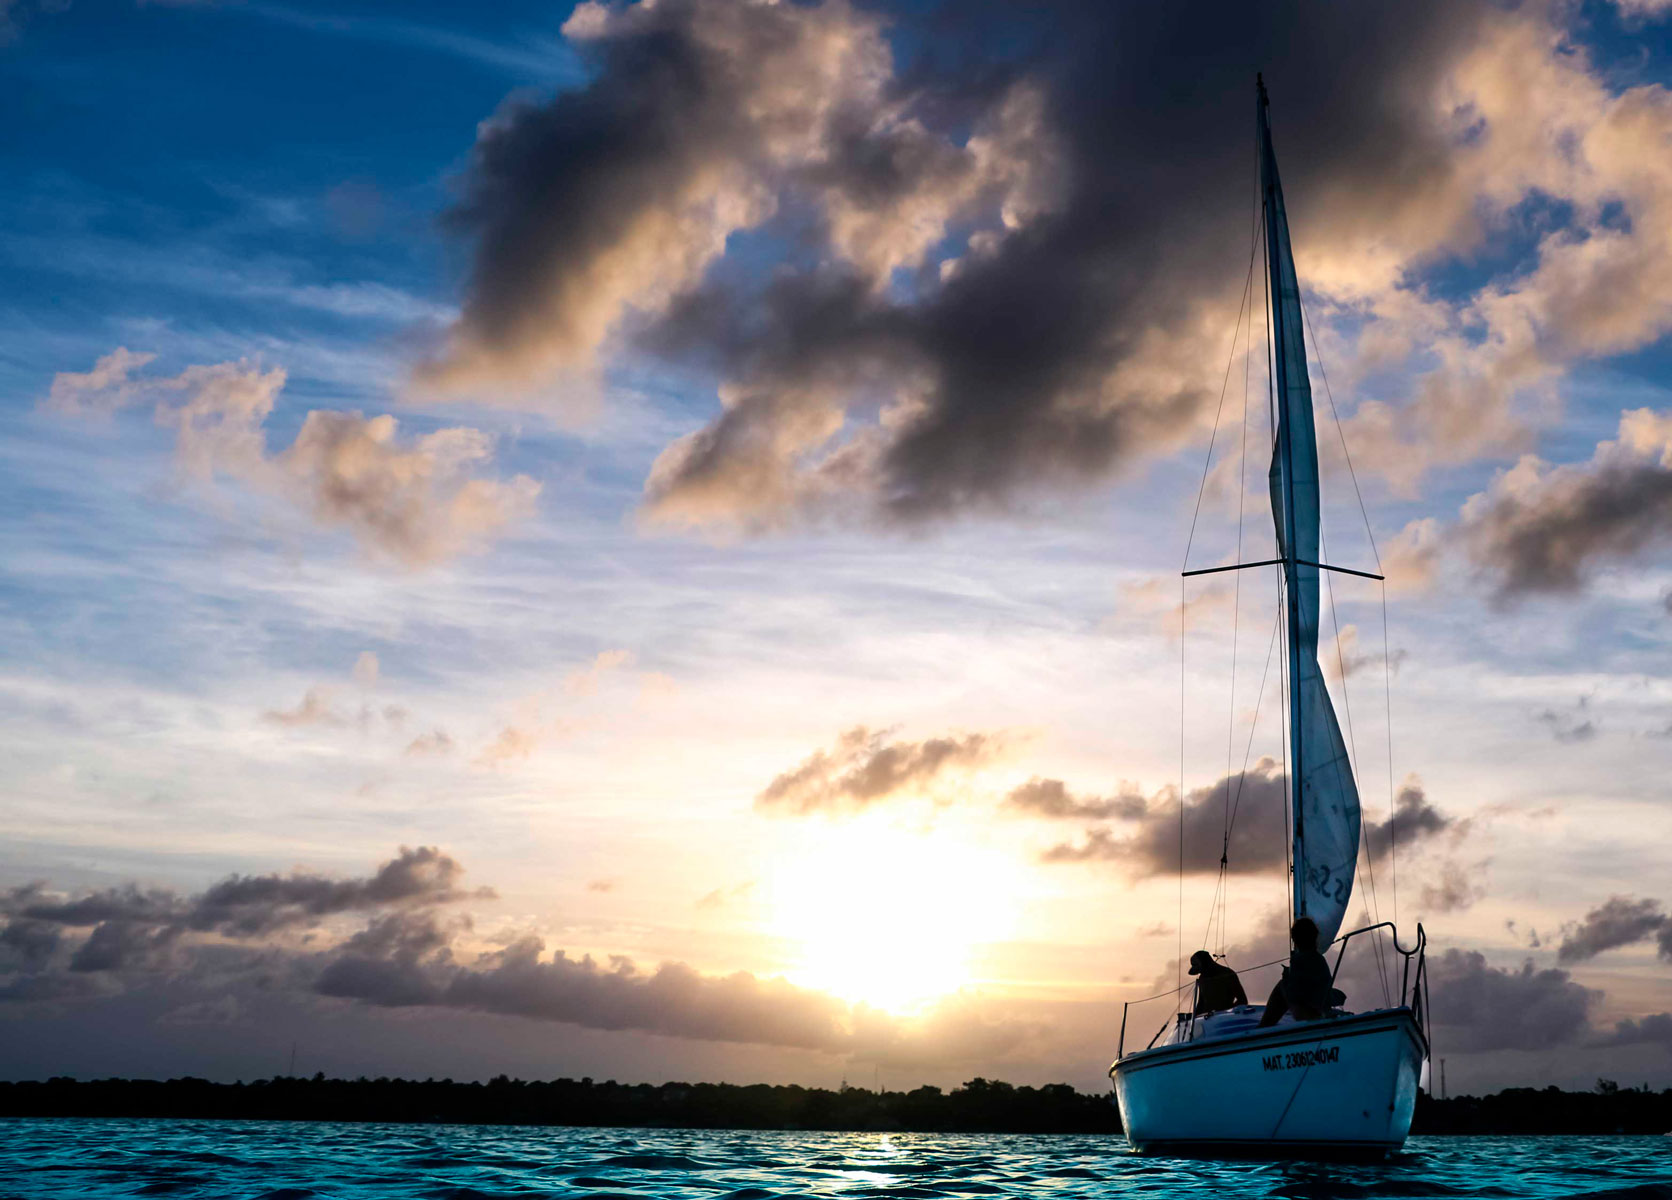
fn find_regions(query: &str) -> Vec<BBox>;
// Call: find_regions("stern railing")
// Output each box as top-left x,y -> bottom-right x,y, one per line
1114,920 -> 1428,1062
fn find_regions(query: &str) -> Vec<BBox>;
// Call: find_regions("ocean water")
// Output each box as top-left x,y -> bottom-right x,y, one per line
1,1121 -> 1669,1199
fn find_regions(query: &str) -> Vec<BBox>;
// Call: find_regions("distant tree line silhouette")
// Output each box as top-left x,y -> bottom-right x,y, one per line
1,1075 -> 1667,1134
1414,1080 -> 1672,1135
0,1075 -> 1117,1133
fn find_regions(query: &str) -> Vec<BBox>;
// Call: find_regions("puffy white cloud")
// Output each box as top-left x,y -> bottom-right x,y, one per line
47,352 -> 539,565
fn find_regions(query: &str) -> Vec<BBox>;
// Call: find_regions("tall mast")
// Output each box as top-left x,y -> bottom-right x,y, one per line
1258,75 -> 1309,925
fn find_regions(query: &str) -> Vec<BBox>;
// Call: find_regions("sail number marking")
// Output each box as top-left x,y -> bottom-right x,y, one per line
1261,1045 -> 1340,1071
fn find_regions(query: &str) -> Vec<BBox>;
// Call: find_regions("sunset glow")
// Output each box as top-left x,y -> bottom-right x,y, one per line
767,823 -> 1019,1012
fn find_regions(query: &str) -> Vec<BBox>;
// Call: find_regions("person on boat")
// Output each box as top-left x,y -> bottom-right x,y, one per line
1256,916 -> 1346,1026
1188,950 -> 1248,1014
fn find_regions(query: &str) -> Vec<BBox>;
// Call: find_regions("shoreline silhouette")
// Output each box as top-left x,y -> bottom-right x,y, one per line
2,1075 -> 1667,1135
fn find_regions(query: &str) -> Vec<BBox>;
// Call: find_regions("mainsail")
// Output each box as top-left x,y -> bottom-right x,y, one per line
1258,79 -> 1361,945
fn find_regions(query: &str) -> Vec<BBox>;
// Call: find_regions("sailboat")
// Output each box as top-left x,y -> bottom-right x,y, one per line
1107,78 -> 1431,1160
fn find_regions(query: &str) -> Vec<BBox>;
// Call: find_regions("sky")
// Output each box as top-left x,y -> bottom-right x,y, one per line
2,0 -> 1672,1098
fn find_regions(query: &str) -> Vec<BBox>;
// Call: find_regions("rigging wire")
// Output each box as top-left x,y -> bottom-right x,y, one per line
1300,296 -> 1403,974
1199,605 -> 1283,957
1207,251 -> 1258,961
1320,523 -> 1393,1005
1297,310 -> 1390,995
1218,147 -> 1264,961
1179,156 -> 1264,983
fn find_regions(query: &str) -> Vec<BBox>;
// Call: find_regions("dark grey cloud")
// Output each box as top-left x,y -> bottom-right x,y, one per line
1004,777 -> 1145,820
188,846 -> 485,935
416,0 -> 933,393
1364,779 -> 1456,861
1427,950 -> 1597,1052
1417,860 -> 1483,915
424,0 -> 1504,529
1595,1012 -> 1672,1048
10,883 -> 184,928
0,847 -> 486,974
1535,696 -> 1599,744
1039,761 -> 1453,876
1462,411 -> 1672,598
68,920 -> 179,975
756,726 -> 1006,815
0,918 -> 60,970
1040,759 -> 1287,872
1557,896 -> 1670,965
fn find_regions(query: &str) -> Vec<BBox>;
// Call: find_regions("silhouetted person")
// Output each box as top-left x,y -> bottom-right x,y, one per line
1257,916 -> 1345,1026
1188,950 -> 1248,1014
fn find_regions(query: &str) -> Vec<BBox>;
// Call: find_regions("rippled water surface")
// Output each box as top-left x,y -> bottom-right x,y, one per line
2,1121 -> 1670,1199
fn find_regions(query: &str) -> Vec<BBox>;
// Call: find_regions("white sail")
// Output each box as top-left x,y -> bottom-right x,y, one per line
1259,86 -> 1361,945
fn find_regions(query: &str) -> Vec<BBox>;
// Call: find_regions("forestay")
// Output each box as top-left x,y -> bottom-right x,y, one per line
1258,82 -> 1361,945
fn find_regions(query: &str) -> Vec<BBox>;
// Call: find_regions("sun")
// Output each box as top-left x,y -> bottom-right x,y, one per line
764,819 -> 1016,1013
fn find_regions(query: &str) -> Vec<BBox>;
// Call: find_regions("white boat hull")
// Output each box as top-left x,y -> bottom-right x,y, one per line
1111,1007 -> 1426,1159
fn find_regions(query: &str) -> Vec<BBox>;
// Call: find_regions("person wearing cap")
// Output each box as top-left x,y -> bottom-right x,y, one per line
1188,949 -> 1248,1015
1257,916 -> 1346,1027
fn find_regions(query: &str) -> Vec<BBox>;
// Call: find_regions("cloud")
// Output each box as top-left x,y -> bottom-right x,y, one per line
263,687 -> 343,728
1417,860 -> 1484,915
1114,578 -> 1237,641
0,847 -> 488,974
1461,408 -> 1672,599
47,352 -> 539,565
326,928 -> 848,1048
277,411 -> 541,565
1382,518 -> 1441,595
43,347 -> 158,417
1594,1012 -> 1672,1048
1364,777 -> 1455,861
353,652 -> 380,687
695,880 -> 755,911
418,0 -> 1066,419
315,917 -> 1029,1065
1427,949 -> 1597,1052
404,729 -> 455,756
0,918 -> 60,970
1557,896 -> 1670,964
563,649 -> 633,695
1535,696 -> 1599,744
1004,777 -> 1145,821
1039,761 -> 1454,875
427,0 -> 1607,531
756,726 -> 1008,815
1337,17 -> 1672,488
475,724 -> 546,767
1322,623 -> 1407,686
1614,0 -> 1672,21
